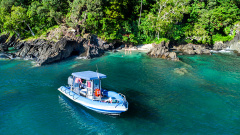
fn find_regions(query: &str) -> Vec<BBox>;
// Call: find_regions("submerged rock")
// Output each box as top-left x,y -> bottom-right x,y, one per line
174,68 -> 188,75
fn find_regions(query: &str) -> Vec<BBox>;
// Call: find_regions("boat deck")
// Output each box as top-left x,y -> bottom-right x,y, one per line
72,88 -> 102,101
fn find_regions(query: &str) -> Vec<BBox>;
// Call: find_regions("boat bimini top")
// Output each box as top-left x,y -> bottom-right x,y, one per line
72,71 -> 106,80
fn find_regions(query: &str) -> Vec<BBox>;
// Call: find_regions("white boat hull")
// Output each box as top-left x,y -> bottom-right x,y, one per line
58,86 -> 128,115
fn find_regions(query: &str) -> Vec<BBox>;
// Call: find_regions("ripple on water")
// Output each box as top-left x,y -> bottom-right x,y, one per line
1,52 -> 240,134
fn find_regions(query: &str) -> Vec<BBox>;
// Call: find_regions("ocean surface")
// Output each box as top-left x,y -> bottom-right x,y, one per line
1,51 -> 240,135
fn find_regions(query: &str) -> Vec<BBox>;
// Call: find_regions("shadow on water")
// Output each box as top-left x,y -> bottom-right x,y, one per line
120,88 -> 163,125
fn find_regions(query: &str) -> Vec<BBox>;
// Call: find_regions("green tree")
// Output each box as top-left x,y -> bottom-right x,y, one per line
67,0 -> 102,35
187,0 -> 240,44
3,6 -> 34,37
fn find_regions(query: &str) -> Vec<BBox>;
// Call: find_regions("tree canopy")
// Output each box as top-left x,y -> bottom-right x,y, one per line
0,0 -> 239,45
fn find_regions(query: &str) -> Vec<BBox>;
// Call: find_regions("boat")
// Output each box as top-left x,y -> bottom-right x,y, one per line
58,71 -> 128,115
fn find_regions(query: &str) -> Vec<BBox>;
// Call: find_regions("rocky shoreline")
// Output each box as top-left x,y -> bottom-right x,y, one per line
0,33 -> 114,66
147,31 -> 240,60
147,41 -> 179,61
1,30 -> 240,65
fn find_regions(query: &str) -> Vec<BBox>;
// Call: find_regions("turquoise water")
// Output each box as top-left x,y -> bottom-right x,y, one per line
1,51 -> 240,134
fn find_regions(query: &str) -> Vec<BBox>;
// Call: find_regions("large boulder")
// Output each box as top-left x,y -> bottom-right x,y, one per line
174,43 -> 211,55
147,41 -> 179,61
89,34 -> 113,50
168,52 -> 179,60
225,31 -> 240,53
213,41 -> 229,50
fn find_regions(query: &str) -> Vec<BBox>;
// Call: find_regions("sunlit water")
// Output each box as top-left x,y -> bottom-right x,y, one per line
0,51 -> 240,134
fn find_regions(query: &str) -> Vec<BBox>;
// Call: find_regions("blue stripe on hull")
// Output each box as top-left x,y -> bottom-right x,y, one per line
83,105 -> 124,114
60,91 -> 125,115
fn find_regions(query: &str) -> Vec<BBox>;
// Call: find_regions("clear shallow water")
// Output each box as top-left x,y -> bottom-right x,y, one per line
0,51 -> 240,134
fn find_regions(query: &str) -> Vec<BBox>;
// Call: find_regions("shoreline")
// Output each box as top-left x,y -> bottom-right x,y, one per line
0,38 -> 239,66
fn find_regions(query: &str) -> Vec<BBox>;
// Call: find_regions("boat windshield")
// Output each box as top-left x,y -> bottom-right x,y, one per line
93,79 -> 100,89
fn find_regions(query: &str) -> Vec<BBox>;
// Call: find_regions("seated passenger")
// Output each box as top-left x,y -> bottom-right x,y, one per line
74,78 -> 82,89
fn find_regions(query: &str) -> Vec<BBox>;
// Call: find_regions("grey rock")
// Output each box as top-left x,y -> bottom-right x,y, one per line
0,44 -> 8,52
117,44 -> 125,50
168,52 -> 179,61
184,49 -> 195,55
14,34 -> 110,66
213,41 -> 229,50
202,49 -> 211,54
5,35 -> 16,47
14,42 -> 25,50
0,34 -> 9,52
0,53 -> 15,59
7,53 -> 16,59
226,31 -> 240,53
147,41 -> 179,61
36,38 -> 80,65
174,43 -> 211,55
0,53 -> 10,59
16,43 -> 32,57
0,34 -> 19,52
195,49 -> 202,54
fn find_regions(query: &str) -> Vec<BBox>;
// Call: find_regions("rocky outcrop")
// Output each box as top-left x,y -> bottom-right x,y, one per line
0,53 -> 15,59
0,34 -> 19,52
226,31 -> 240,52
147,41 -> 179,61
174,43 -> 211,55
212,27 -> 240,52
0,34 -> 9,52
36,39 -> 83,65
14,34 -> 111,66
213,41 -> 230,50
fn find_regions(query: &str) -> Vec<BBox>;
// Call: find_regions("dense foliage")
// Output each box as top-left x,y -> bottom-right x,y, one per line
0,0 -> 240,45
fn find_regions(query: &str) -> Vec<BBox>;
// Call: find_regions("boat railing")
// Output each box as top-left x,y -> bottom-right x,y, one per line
59,87 -> 80,100
118,93 -> 128,108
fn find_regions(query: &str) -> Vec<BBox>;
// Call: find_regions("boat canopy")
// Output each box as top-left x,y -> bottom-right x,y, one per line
71,71 -> 107,80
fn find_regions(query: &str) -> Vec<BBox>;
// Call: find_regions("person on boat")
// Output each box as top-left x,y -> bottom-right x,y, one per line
74,77 -> 82,89
80,79 -> 86,89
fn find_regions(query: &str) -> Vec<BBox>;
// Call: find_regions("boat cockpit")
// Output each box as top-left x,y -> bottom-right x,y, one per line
68,71 -> 119,103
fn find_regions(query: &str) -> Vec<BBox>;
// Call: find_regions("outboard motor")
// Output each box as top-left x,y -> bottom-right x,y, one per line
68,76 -> 73,87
